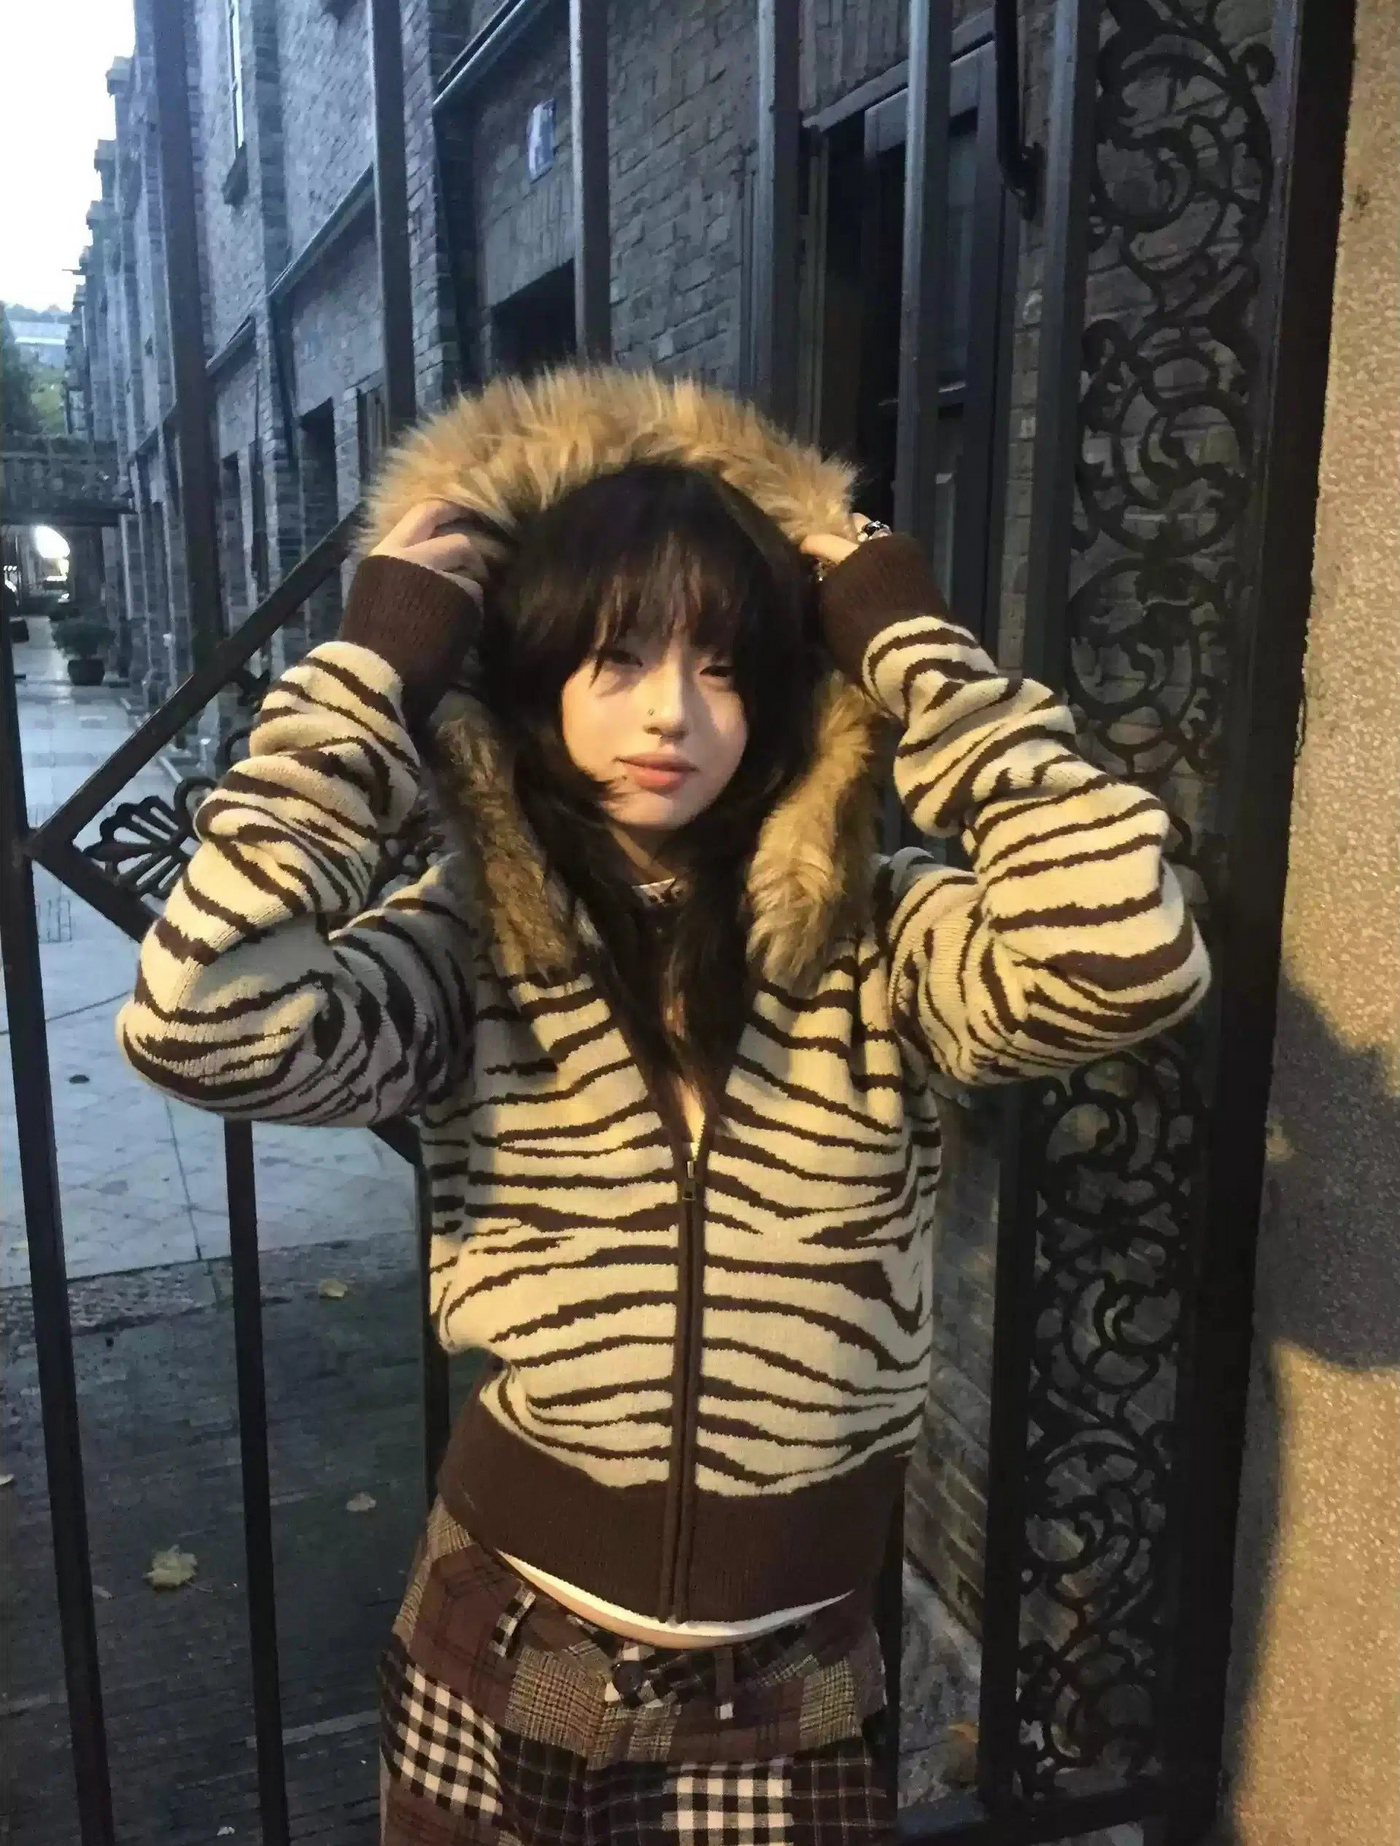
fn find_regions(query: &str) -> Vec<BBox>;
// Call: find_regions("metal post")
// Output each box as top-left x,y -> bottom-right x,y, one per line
223,1121 -> 291,1844
1160,0 -> 1355,1834
1015,0 -> 1099,689
417,1162 -> 451,1505
0,627 -> 116,1843
753,0 -> 800,428
992,0 -> 1041,217
370,0 -> 419,435
570,0 -> 612,360
150,0 -> 224,668
892,0 -> 953,554
979,0 -> 1100,1816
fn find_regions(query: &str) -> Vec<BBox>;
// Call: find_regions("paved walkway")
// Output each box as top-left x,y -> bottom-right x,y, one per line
1,617 -> 413,1291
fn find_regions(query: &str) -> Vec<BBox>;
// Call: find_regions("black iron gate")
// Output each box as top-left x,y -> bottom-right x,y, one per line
0,0 -> 1352,1841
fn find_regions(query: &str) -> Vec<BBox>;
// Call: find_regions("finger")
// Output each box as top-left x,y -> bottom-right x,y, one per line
406,533 -> 492,575
436,569 -> 486,602
802,533 -> 856,564
385,500 -> 463,547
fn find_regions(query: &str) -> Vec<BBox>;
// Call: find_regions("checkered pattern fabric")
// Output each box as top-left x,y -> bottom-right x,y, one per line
378,1498 -> 893,1844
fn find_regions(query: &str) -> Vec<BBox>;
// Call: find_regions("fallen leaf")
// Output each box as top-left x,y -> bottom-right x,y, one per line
942,1720 -> 978,1787
0,1473 -> 14,1488
93,1584 -> 112,1600
318,1278 -> 349,1299
145,1545 -> 198,1589
346,1492 -> 376,1514
217,1828 -> 235,1837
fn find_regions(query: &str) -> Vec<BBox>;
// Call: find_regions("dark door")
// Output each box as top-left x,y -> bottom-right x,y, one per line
812,39 -> 1010,644
491,262 -> 578,377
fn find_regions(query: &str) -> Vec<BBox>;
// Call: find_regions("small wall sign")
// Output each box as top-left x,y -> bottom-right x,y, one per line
527,99 -> 556,181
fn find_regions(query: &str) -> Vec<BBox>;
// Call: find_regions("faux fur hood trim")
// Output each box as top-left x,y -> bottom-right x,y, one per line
363,362 -> 892,988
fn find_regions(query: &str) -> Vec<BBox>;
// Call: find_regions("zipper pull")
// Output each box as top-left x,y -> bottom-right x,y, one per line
680,1156 -> 696,1201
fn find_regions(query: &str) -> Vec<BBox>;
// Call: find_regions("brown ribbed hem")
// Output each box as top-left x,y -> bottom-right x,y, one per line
436,1394 -> 907,1622
818,532 -> 950,685
339,554 -> 481,719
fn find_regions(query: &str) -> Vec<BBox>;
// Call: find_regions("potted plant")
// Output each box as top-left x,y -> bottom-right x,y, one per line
54,617 -> 111,687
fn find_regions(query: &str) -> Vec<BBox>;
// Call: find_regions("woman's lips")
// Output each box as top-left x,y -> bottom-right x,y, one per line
621,760 -> 695,793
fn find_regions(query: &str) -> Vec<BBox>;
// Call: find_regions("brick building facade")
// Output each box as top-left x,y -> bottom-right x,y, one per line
67,0 -> 1268,1647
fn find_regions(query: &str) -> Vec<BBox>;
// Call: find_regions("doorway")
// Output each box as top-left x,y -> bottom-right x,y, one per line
806,36 -> 1011,644
491,262 -> 578,377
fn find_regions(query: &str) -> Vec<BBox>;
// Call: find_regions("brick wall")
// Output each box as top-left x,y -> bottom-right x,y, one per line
197,0 -> 265,347
279,0 -> 373,255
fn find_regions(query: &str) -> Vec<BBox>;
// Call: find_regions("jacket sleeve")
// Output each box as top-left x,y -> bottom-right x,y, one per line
115,639 -> 477,1125
821,535 -> 1210,1087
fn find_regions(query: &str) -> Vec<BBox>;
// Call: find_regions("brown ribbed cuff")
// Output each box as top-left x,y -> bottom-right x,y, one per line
339,554 -> 481,720
817,532 -> 950,685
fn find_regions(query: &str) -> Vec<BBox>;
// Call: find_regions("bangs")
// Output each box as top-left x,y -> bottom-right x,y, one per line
590,524 -> 760,662
483,458 -> 819,734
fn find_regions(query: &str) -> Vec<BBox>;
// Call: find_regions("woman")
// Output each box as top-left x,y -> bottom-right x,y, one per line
117,364 -> 1209,1843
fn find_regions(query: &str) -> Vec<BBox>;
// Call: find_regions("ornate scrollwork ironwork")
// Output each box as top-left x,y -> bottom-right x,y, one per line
1010,0 -> 1273,1800
86,767 -> 444,913
87,779 -> 218,902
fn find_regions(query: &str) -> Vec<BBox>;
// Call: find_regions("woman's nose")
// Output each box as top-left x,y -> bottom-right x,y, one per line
640,655 -> 690,725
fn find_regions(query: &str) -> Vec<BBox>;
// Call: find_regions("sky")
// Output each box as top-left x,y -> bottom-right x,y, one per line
0,0 -> 137,313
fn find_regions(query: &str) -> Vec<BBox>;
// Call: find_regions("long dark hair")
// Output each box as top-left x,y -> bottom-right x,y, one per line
476,460 -> 825,1133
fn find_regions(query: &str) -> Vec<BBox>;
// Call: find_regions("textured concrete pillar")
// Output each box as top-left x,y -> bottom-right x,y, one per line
1223,3 -> 1400,1839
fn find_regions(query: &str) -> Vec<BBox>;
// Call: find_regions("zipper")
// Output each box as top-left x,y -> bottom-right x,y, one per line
661,1113 -> 715,1620
591,980 -> 722,1621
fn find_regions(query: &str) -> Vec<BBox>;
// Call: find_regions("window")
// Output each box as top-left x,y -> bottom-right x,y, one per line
228,0 -> 245,151
249,437 -> 269,599
356,379 -> 388,487
490,264 -> 577,378
220,451 -> 247,625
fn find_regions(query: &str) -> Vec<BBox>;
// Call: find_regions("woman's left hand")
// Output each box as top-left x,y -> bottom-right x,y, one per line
800,516 -> 891,575
800,531 -> 860,571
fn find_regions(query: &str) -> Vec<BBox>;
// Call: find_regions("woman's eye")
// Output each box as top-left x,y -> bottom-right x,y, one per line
704,659 -> 735,680
595,646 -> 639,668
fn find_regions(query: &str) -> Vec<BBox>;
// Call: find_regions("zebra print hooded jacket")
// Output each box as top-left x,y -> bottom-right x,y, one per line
116,364 -> 1210,1623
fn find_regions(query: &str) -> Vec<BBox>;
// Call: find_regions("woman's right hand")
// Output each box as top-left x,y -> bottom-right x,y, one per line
369,499 -> 508,607
342,501 -> 510,724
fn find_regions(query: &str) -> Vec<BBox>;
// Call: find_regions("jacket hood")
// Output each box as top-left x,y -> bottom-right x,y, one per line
362,362 -> 892,988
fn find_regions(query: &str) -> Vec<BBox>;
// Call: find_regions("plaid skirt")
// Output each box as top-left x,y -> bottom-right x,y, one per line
378,1495 -> 894,1844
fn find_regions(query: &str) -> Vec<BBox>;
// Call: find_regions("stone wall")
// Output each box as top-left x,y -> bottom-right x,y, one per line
1222,2 -> 1399,1838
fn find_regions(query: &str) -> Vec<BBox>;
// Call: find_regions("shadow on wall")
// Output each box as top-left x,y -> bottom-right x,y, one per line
1216,975 -> 1400,1843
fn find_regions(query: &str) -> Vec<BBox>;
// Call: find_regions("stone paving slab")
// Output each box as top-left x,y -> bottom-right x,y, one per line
3,1237 -> 478,1844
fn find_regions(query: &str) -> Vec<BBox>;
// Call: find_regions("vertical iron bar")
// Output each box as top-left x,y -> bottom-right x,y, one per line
0,626 -> 115,1846
416,1158 -> 451,1506
992,0 -> 1041,217
978,0 -> 1100,1815
151,0 -> 224,667
1159,0 -> 1354,1836
1015,0 -> 1098,689
570,0 -> 612,360
753,0 -> 801,429
224,1120 -> 290,1845
872,1494 -> 906,1804
370,0 -> 419,435
951,44 -> 1013,642
892,0 -> 952,554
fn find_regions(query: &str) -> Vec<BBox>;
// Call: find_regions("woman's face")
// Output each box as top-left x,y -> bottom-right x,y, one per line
559,622 -> 749,855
